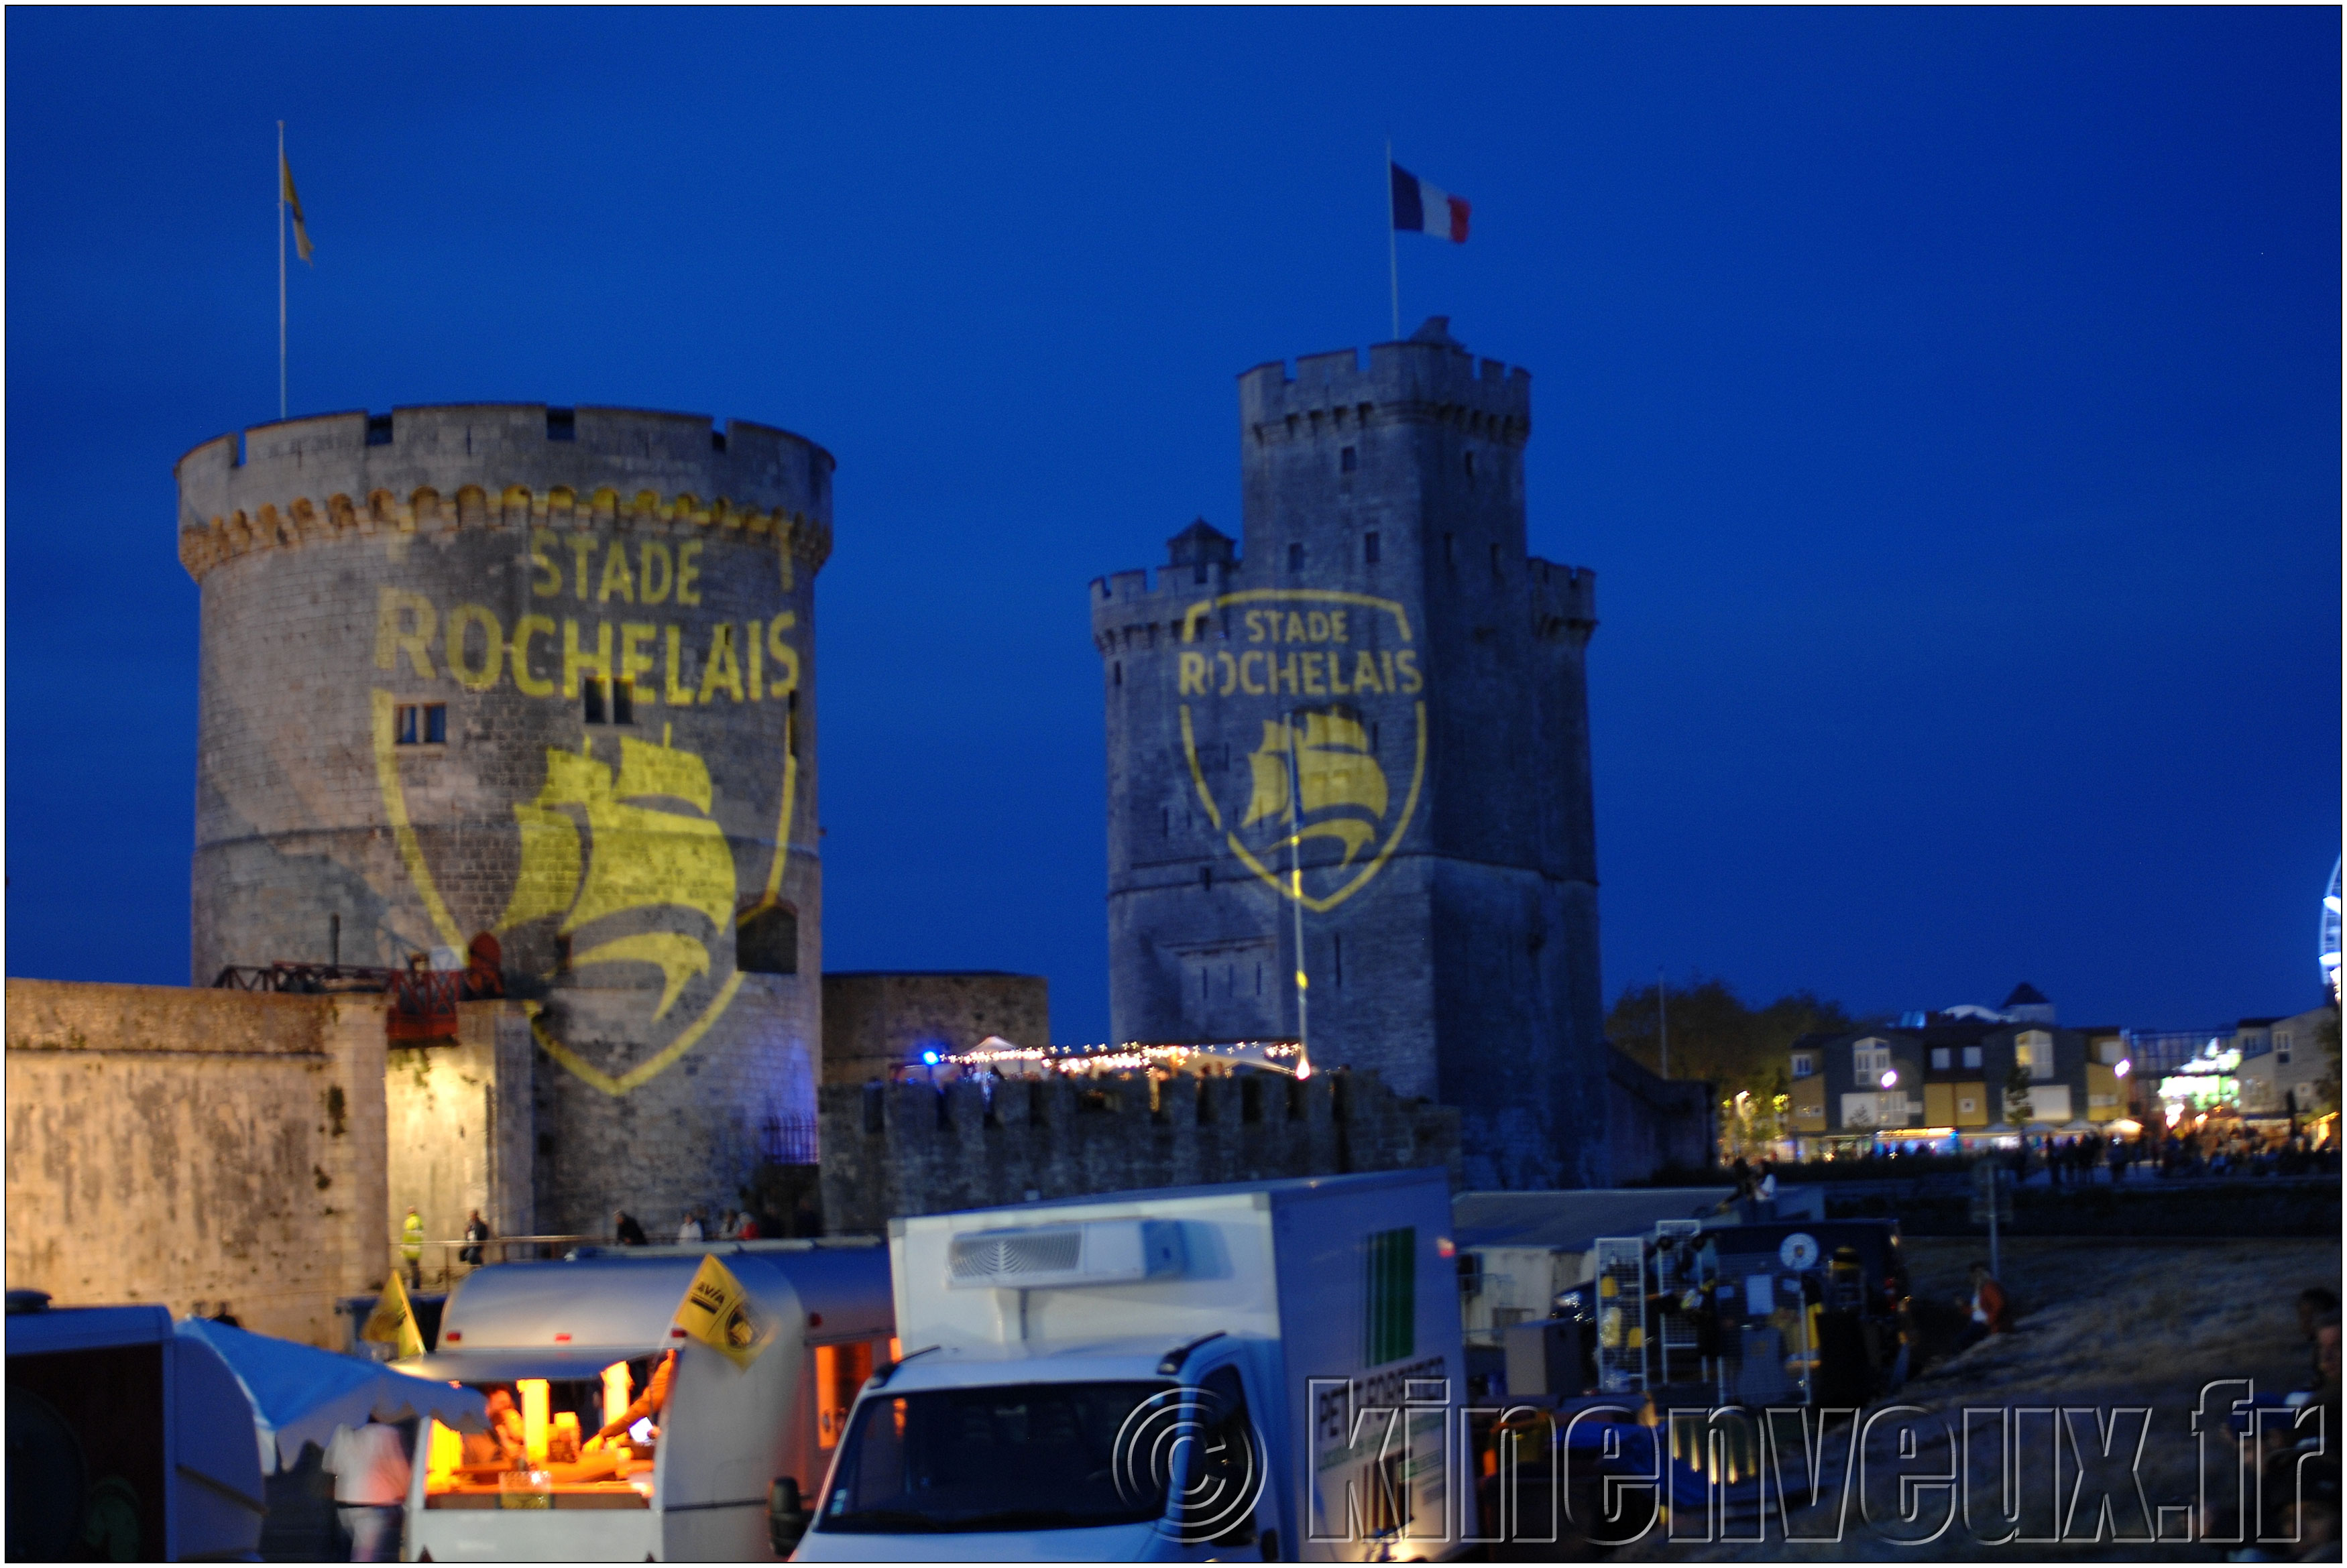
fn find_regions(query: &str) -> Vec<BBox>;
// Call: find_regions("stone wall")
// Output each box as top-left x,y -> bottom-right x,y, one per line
385,1001 -> 536,1281
819,972 -> 1050,1087
1607,1048 -> 1717,1182
818,1069 -> 1460,1234
3,980 -> 388,1347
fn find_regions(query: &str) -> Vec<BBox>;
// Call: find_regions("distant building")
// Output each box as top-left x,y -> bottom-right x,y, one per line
2226,1004 -> 2338,1120
1786,985 -> 2130,1151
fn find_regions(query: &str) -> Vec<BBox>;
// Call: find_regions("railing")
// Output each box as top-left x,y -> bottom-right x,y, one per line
392,1235 -> 600,1290
760,1113 -> 818,1165
213,961 -> 400,993
213,960 -> 477,1042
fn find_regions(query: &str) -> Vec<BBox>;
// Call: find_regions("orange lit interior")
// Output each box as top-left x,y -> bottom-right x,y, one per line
420,1360 -> 658,1511
814,1340 -> 878,1449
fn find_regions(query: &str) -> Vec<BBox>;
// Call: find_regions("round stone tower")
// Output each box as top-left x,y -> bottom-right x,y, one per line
178,404 -> 831,1233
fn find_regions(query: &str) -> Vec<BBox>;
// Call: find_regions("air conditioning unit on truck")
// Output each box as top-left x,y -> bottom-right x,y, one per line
781,1170 -> 1478,1563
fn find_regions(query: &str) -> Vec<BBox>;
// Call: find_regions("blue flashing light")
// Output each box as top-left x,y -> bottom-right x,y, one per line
921,1050 -> 940,1066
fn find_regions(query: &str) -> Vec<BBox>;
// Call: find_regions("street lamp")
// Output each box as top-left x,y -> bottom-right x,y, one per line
1880,1070 -> 1898,1089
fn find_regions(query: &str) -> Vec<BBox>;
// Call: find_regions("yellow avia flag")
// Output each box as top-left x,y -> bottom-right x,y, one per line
280,150 -> 314,264
361,1272 -> 426,1361
674,1254 -> 769,1370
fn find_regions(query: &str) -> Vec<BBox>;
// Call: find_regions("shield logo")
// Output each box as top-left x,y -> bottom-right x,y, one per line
369,690 -> 792,1095
1174,591 -> 1426,912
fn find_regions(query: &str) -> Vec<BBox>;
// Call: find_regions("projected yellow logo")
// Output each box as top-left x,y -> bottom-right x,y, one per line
496,735 -> 734,1022
1174,591 -> 1426,912
371,689 -> 796,1097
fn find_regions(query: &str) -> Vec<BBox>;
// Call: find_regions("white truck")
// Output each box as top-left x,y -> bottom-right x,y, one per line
398,1240 -> 893,1562
783,1170 -> 1475,1563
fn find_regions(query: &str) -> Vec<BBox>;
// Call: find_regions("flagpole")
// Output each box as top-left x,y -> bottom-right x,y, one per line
1385,137 -> 1401,341
1286,715 -> 1310,1063
277,121 -> 287,421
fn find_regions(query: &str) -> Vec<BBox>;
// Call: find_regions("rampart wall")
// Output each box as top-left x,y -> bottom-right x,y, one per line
3,980 -> 387,1346
817,1070 -> 1461,1233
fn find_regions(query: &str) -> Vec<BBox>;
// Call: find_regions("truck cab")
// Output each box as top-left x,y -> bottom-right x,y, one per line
797,1337 -> 1279,1561
790,1170 -> 1469,1563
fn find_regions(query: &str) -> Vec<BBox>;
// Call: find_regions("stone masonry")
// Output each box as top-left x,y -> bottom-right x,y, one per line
384,1000 -> 537,1280
817,1069 -> 1461,1235
1089,320 -> 1608,1189
177,404 -> 832,1233
4,979 -> 388,1346
820,971 -> 1051,1087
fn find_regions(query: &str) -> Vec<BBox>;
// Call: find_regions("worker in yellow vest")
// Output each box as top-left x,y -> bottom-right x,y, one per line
401,1207 -> 425,1288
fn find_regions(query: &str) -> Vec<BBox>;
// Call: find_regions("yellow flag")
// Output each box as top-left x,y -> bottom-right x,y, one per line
674,1254 -> 768,1370
361,1272 -> 426,1361
280,151 -> 314,265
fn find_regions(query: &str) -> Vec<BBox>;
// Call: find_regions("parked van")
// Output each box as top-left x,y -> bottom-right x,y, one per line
5,1294 -> 264,1561
400,1240 -> 891,1562
785,1170 -> 1475,1563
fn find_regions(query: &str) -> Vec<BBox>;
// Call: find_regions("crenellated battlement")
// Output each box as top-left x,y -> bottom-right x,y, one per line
1087,519 -> 1249,648
816,1068 -> 1463,1232
1239,317 -> 1531,448
174,404 -> 835,583
1528,556 -> 1599,642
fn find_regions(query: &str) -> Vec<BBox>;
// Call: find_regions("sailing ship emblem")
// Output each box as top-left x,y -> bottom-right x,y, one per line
1239,711 -> 1387,869
370,690 -> 795,1097
496,734 -> 735,1019
1175,590 -> 1427,912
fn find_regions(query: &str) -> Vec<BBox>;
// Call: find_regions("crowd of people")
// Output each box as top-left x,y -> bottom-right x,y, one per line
607,1205 -> 765,1246
2154,1123 -> 2337,1180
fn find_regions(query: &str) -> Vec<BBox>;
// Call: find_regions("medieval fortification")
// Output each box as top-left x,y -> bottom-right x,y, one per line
1090,319 -> 1610,1189
6,322 -> 1674,1341
177,404 -> 831,1235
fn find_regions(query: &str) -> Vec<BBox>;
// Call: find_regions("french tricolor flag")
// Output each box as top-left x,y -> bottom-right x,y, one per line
1390,162 -> 1469,243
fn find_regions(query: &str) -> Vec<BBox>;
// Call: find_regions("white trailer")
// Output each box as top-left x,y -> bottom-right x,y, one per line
400,1240 -> 891,1563
785,1169 -> 1473,1563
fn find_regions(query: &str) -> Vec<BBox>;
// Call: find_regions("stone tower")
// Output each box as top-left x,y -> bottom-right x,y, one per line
178,405 -> 831,1231
1090,320 -> 1607,1189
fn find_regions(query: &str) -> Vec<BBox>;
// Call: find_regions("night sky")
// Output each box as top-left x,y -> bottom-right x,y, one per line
7,9 -> 2338,1038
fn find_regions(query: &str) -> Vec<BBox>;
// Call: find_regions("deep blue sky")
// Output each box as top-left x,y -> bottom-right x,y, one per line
7,9 -> 2339,1038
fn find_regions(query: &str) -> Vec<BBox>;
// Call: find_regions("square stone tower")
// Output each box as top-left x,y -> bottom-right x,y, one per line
1090,319 -> 1608,1189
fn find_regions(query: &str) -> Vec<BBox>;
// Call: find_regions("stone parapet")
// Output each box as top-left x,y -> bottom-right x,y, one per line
3,979 -> 388,1347
176,404 -> 834,582
1238,333 -> 1531,445
817,1069 -> 1461,1234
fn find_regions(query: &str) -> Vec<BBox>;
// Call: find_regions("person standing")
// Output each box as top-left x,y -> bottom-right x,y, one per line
400,1207 -> 425,1289
323,1420 -> 412,1562
459,1209 -> 490,1267
1954,1261 -> 2012,1349
614,1210 -> 648,1246
677,1209 -> 705,1244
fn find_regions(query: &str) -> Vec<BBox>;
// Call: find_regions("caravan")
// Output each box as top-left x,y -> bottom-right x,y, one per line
400,1241 -> 891,1562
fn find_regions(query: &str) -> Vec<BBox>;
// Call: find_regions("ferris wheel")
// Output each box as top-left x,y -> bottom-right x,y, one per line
2324,855 -> 2341,1005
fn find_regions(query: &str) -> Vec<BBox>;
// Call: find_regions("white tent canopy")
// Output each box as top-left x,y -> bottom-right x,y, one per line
176,1318 -> 489,1475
